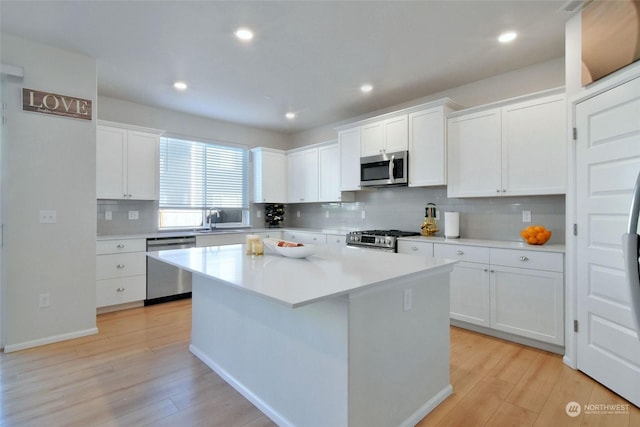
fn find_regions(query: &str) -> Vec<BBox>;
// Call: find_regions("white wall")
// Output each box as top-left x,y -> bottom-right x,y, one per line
98,96 -> 290,150
290,57 -> 565,148
1,34 -> 98,350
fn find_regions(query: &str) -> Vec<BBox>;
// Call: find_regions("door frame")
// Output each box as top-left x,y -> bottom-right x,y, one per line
565,62 -> 640,369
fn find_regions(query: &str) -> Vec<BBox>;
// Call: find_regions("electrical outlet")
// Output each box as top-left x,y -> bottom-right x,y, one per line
128,210 -> 139,220
296,211 -> 301,218
403,288 -> 412,312
325,211 -> 330,219
435,210 -> 440,220
256,210 -> 262,218
522,210 -> 532,223
361,210 -> 366,219
39,293 -> 50,308
105,211 -> 112,220
39,210 -> 57,224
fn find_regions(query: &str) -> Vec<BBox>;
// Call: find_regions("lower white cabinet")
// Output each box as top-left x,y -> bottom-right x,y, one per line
195,233 -> 246,247
418,241 -> 565,346
95,238 -> 147,308
256,230 -> 283,240
282,230 -> 327,245
326,234 -> 347,246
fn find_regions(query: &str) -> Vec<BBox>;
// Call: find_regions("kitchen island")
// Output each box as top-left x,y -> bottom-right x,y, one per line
147,244 -> 456,427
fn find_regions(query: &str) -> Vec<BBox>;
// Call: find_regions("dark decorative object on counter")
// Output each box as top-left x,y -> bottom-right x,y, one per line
265,204 -> 285,228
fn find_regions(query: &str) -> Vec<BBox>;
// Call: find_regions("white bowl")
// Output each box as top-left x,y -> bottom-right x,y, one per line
264,238 -> 316,259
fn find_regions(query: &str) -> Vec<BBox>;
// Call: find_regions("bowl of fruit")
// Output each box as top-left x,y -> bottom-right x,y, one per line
263,238 -> 316,258
520,225 -> 552,245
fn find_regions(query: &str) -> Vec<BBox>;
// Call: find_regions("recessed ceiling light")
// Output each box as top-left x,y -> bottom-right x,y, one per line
498,31 -> 517,43
235,27 -> 254,41
285,112 -> 296,120
173,81 -> 188,91
360,84 -> 373,93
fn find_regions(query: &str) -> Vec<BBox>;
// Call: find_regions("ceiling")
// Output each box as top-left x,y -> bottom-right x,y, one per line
0,1 -> 571,134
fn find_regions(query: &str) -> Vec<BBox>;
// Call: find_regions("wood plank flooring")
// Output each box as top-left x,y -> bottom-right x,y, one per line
1,299 -> 638,426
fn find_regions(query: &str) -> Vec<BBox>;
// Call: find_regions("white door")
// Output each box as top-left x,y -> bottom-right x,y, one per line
576,76 -> 640,407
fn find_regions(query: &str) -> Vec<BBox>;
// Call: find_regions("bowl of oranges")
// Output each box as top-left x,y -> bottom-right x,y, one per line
520,225 -> 552,245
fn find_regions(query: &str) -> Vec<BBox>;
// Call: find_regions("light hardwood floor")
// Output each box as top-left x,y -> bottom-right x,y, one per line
1,299 -> 638,426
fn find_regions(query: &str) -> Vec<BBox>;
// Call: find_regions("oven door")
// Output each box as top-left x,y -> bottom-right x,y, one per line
360,150 -> 408,187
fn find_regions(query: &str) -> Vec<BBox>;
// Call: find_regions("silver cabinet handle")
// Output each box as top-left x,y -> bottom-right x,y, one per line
490,269 -> 495,273
456,250 -> 464,255
496,189 -> 501,193
483,269 -> 489,272
116,287 -> 125,292
502,189 -> 506,193
116,264 -> 125,269
411,246 -> 418,251
116,244 -> 125,248
519,256 -> 529,262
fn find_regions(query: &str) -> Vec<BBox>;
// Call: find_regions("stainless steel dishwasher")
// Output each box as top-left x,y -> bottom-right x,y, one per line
146,236 -> 196,305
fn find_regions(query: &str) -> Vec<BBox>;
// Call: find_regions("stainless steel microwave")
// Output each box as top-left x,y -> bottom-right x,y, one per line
360,150 -> 408,187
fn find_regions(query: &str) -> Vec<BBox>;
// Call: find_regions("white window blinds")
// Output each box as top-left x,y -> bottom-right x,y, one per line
159,137 -> 248,209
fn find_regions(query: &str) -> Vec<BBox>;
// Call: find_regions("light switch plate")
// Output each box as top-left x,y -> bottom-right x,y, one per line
361,210 -> 366,219
256,210 -> 262,218
105,211 -> 112,220
522,210 -> 532,223
128,210 -> 139,220
39,210 -> 56,224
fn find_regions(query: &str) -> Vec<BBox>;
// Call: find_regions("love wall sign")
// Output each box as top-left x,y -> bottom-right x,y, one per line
22,88 -> 92,121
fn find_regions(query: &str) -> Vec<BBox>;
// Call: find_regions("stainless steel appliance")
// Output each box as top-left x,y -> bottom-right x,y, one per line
146,236 -> 196,305
623,170 -> 640,341
360,150 -> 408,187
346,229 -> 420,252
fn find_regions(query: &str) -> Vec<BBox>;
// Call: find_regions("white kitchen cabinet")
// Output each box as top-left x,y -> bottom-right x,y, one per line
95,238 -> 147,309
195,233 -> 246,247
326,234 -> 347,246
434,243 -> 491,328
251,147 -> 287,203
361,115 -> 408,156
256,230 -> 283,240
339,127 -> 361,191
447,90 -> 566,198
489,248 -> 564,345
288,148 -> 319,203
408,101 -> 459,187
318,144 -> 341,202
397,240 -> 433,256
97,122 -> 162,200
282,230 -> 326,245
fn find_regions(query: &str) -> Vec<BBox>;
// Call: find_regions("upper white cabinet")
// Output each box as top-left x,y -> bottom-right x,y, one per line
361,115 -> 408,156
408,100 -> 460,187
338,127 -> 361,191
252,147 -> 287,203
288,148 -> 319,203
447,90 -> 566,198
97,122 -> 162,200
318,144 -> 340,202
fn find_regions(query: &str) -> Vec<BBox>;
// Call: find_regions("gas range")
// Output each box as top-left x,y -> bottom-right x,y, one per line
346,229 -> 421,252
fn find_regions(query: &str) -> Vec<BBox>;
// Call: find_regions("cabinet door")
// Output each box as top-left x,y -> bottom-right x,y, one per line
384,115 -> 408,153
408,108 -> 446,187
397,240 -> 433,256
253,149 -> 287,203
302,149 -> 319,203
287,151 -> 304,202
502,95 -> 566,196
450,262 -> 491,327
490,266 -> 564,345
339,128 -> 361,191
447,109 -> 502,198
319,144 -> 340,202
361,121 -> 385,156
282,231 -> 326,245
126,130 -> 159,200
96,125 -> 126,199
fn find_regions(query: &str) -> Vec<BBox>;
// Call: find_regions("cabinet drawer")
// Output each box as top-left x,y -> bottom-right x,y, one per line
96,252 -> 146,280
282,231 -> 327,245
398,241 -> 433,256
256,231 -> 283,240
434,243 -> 489,264
97,238 -> 146,255
96,275 -> 146,308
327,234 -> 347,246
490,248 -> 563,272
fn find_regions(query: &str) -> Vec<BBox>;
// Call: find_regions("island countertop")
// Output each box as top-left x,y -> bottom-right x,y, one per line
147,244 -> 456,308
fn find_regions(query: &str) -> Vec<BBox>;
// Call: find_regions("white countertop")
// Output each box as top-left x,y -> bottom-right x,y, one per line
398,235 -> 565,253
147,244 -> 456,308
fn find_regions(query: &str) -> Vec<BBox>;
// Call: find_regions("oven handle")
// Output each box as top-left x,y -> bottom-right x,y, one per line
388,154 -> 395,183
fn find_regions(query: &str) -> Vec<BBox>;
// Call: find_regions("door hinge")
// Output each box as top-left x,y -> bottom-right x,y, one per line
573,223 -> 578,236
572,127 -> 577,140
574,320 -> 579,333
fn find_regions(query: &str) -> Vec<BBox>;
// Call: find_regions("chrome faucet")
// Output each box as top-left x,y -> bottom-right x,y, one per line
207,208 -> 221,230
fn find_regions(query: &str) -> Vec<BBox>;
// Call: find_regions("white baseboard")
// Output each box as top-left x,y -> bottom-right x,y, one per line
400,384 -> 453,427
3,327 -> 98,353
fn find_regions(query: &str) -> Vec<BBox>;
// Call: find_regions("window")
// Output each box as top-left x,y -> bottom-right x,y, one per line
158,136 -> 249,229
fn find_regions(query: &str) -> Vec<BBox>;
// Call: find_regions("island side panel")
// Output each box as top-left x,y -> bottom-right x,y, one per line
348,269 -> 453,427
190,274 -> 349,427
